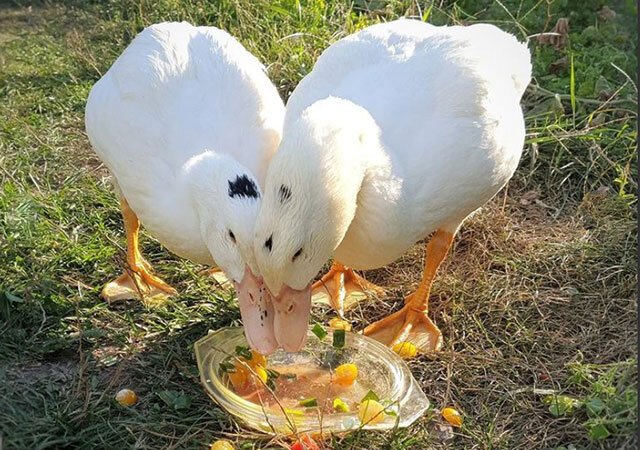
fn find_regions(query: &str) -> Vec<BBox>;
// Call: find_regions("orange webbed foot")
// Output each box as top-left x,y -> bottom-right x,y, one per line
363,297 -> 442,353
312,261 -> 384,316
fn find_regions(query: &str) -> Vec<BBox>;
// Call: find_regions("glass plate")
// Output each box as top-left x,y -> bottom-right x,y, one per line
194,327 -> 430,435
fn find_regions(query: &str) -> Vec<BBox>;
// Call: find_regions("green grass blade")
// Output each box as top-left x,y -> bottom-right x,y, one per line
570,52 -> 576,125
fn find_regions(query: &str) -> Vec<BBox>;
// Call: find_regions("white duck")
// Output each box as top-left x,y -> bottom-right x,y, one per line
85,22 -> 285,354
253,20 -> 531,353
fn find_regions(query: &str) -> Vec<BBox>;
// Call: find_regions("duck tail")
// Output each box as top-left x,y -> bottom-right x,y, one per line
466,24 -> 532,100
506,38 -> 532,100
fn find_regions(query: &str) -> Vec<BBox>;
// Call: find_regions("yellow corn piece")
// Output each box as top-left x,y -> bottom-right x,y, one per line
392,341 -> 418,359
442,407 -> 463,427
358,399 -> 385,425
252,365 -> 268,384
284,408 -> 304,416
249,350 -> 267,367
115,389 -> 138,406
334,363 -> 358,386
333,398 -> 350,412
328,317 -> 352,331
228,363 -> 250,390
210,440 -> 235,450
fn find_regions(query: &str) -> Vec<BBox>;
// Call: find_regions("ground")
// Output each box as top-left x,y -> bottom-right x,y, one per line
0,0 -> 636,449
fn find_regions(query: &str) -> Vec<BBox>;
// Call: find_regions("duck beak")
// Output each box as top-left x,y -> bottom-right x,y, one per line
235,265 -> 278,355
272,283 -> 312,352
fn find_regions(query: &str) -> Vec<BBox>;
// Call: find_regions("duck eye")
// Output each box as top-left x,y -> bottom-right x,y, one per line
292,247 -> 303,262
228,230 -> 236,243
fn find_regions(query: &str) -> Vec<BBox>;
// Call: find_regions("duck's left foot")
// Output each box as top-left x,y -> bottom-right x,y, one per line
363,299 -> 442,353
312,261 -> 384,316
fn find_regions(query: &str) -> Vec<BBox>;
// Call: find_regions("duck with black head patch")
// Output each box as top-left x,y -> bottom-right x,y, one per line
85,22 -> 285,354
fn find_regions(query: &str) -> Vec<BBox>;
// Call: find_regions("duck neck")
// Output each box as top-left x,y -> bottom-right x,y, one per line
290,97 -> 388,255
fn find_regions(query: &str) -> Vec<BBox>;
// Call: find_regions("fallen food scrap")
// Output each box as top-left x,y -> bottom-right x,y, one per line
115,388 -> 138,406
290,434 -> 320,450
210,439 -> 235,450
392,341 -> 418,359
442,407 -> 463,427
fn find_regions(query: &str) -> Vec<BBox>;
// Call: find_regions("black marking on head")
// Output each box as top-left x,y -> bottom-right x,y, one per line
228,175 -> 259,199
278,184 -> 292,204
264,235 -> 272,252
228,230 -> 236,243
292,247 -> 303,262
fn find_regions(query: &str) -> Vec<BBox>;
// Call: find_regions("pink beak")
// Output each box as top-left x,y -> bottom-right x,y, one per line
271,283 -> 312,352
235,265 -> 278,355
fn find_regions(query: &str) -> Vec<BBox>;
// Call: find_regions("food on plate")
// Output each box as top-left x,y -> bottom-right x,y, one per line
358,399 -> 385,425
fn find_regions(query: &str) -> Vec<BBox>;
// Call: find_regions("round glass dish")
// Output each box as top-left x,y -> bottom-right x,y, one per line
194,327 -> 430,435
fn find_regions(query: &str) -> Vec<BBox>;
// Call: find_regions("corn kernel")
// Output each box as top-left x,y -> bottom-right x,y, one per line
210,439 -> 235,450
328,317 -> 352,331
252,365 -> 268,384
392,341 -> 418,359
358,399 -> 385,425
333,397 -> 350,412
249,350 -> 267,368
442,407 -> 463,427
228,363 -> 250,390
334,363 -> 358,386
115,389 -> 138,406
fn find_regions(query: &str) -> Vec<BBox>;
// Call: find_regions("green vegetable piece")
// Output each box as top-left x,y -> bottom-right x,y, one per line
312,323 -> 328,341
361,390 -> 380,403
235,345 -> 252,359
333,329 -> 345,348
218,362 -> 236,374
266,369 -> 281,379
283,372 -> 297,380
266,377 -> 276,391
264,369 -> 280,391
333,398 -> 350,412
299,397 -> 318,408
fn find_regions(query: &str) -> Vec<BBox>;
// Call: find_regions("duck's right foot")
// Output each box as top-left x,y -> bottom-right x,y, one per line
312,261 -> 384,316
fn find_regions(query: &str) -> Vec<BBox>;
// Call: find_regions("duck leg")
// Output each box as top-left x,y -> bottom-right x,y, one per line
364,229 -> 455,353
101,198 -> 177,303
312,260 -> 384,316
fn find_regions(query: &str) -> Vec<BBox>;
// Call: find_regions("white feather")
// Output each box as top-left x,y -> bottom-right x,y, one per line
86,22 -> 284,281
254,20 -> 531,293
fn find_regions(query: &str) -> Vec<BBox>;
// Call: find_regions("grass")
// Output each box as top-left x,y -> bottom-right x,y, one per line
0,0 -> 636,448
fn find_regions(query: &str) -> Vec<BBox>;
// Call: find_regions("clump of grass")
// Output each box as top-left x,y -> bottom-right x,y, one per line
543,356 -> 637,442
